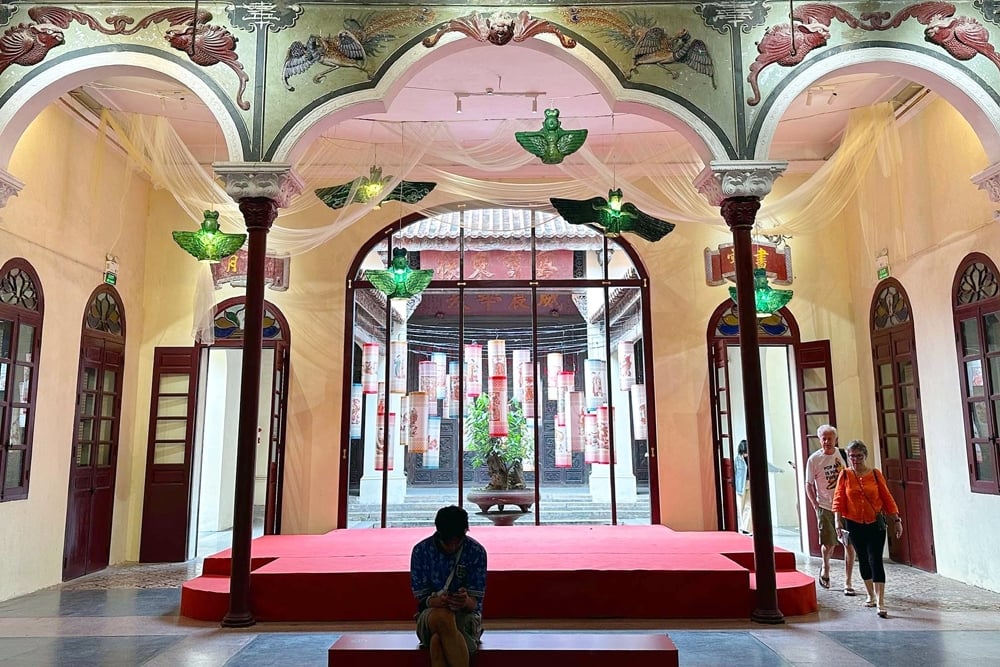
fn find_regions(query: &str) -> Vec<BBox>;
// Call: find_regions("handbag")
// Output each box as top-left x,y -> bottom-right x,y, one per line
853,469 -> 887,533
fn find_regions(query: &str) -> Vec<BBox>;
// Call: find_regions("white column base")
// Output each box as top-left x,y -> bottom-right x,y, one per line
588,464 -> 638,503
359,470 -> 407,505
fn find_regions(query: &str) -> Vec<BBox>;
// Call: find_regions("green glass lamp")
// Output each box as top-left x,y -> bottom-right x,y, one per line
171,210 -> 247,262
315,165 -> 436,210
364,247 -> 434,300
729,252 -> 793,316
514,108 -> 588,165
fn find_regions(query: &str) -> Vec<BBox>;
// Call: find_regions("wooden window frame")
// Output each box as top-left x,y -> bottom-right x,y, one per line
0,258 -> 44,502
952,252 -> 1000,495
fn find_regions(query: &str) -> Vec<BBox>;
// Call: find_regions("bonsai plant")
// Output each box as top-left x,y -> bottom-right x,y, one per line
465,394 -> 530,491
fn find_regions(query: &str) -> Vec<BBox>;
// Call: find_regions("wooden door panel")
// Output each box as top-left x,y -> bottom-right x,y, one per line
796,340 -> 838,559
139,348 -> 199,563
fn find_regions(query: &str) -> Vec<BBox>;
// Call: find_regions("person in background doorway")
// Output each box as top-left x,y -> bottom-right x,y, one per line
805,424 -> 856,594
411,505 -> 487,667
833,440 -> 903,618
735,440 -> 753,535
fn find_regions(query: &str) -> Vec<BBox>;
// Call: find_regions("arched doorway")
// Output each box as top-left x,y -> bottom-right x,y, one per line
707,300 -> 839,555
340,207 -> 657,528
64,284 -> 126,580
138,297 -> 290,562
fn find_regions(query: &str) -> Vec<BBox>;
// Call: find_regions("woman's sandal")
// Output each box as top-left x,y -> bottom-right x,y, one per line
864,598 -> 877,607
844,587 -> 857,596
877,606 -> 888,618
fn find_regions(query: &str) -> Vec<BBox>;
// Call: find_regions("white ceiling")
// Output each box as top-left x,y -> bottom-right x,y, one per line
74,43 -> 916,173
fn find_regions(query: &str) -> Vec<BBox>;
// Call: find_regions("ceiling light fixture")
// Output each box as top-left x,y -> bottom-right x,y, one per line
454,90 -> 545,114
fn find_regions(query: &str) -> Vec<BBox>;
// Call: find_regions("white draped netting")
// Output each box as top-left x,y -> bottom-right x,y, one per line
96,103 -> 902,340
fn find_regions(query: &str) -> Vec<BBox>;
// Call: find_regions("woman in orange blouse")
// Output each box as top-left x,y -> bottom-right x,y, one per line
832,440 -> 903,618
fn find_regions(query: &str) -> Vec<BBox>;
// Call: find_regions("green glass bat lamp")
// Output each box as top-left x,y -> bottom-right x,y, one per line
171,210 -> 247,262
514,108 -> 588,165
315,165 -> 436,210
729,250 -> 793,316
549,189 -> 676,242
364,247 -> 434,300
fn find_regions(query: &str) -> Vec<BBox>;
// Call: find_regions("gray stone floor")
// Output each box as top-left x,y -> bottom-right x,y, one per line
0,552 -> 998,665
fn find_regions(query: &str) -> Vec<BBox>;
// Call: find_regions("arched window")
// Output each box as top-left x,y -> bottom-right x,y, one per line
0,258 -> 44,501
952,252 -> 1000,494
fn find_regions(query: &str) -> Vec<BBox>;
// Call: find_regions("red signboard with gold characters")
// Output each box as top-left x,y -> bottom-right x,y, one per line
704,240 -> 792,286
211,249 -> 290,291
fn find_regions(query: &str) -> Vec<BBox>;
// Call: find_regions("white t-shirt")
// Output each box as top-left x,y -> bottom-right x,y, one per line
806,449 -> 846,510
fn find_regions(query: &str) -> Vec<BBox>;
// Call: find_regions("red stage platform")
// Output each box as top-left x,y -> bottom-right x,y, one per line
181,525 -> 816,622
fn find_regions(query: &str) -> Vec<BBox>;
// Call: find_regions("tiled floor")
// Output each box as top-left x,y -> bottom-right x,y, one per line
1,553 -> 998,666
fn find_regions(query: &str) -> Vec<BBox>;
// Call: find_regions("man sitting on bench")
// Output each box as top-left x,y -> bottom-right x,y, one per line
410,505 -> 487,667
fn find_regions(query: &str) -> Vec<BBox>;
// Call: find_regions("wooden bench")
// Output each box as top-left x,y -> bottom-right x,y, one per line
328,631 -> 678,666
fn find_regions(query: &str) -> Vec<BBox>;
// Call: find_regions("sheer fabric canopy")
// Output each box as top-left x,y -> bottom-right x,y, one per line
96,103 -> 901,340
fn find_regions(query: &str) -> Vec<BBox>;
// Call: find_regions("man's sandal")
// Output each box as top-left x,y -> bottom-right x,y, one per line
818,575 -> 831,589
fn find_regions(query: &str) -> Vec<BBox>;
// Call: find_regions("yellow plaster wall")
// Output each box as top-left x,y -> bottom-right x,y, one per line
0,104 -> 149,601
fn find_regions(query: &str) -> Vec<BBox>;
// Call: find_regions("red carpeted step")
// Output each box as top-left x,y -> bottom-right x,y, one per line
749,570 -> 818,617
202,555 -> 276,576
328,631 -> 678,667
180,575 -> 230,622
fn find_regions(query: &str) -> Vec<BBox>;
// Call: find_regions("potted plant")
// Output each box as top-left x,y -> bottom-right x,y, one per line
465,394 -> 534,520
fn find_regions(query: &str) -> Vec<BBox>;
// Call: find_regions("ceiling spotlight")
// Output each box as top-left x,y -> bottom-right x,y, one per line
456,95 -> 462,114
531,96 -> 538,113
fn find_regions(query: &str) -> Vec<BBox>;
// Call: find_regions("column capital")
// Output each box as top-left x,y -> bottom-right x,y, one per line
720,197 -> 762,231
0,168 -> 25,209
696,160 -> 788,206
971,161 -> 1000,222
213,162 -> 304,208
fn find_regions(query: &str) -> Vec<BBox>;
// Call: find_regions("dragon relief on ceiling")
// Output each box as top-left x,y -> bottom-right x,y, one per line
281,8 -> 435,90
560,7 -> 716,87
747,2 -> 1000,106
0,6 -> 250,109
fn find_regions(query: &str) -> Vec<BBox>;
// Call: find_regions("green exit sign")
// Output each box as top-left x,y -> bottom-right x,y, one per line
104,271 -> 117,285
877,266 -> 889,280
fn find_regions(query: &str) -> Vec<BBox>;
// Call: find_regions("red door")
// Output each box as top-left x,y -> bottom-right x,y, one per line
795,340 -> 839,559
708,339 -> 737,531
139,348 -> 200,562
63,338 -> 124,580
872,329 -> 936,570
263,343 -> 290,534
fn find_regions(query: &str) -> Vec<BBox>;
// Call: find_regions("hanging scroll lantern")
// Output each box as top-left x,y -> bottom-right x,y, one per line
375,412 -> 395,471
362,343 -> 380,394
566,391 -> 585,453
522,373 -> 535,418
584,358 -> 606,411
424,416 -> 441,469
444,375 -> 460,419
618,341 -> 635,391
489,376 -> 508,437
399,395 -> 410,447
546,352 -> 563,401
555,418 -> 571,467
488,339 -> 507,378
419,361 -> 438,416
465,343 -> 483,397
389,341 -> 407,394
596,405 -> 613,464
631,384 -> 647,440
432,352 -> 448,400
349,384 -> 363,439
409,391 -> 428,453
512,349 -> 531,401
584,412 -> 599,463
376,382 -> 386,418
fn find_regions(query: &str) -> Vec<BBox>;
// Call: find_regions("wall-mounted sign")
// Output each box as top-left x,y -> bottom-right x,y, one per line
211,249 -> 290,291
704,240 -> 792,286
104,254 -> 119,285
876,251 -> 890,281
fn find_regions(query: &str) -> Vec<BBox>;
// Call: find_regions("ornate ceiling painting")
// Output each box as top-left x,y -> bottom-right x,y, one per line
0,2 -> 997,164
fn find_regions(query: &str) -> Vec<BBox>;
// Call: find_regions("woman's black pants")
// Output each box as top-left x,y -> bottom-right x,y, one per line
844,518 -> 887,583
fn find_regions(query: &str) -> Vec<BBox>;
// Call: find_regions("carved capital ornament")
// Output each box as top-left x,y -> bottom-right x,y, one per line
0,168 -> 25,209
710,160 -> 788,200
971,162 -> 1000,221
213,163 -> 305,208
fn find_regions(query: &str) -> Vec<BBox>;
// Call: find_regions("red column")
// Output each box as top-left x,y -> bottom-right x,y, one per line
720,196 -> 784,625
222,197 -> 279,628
